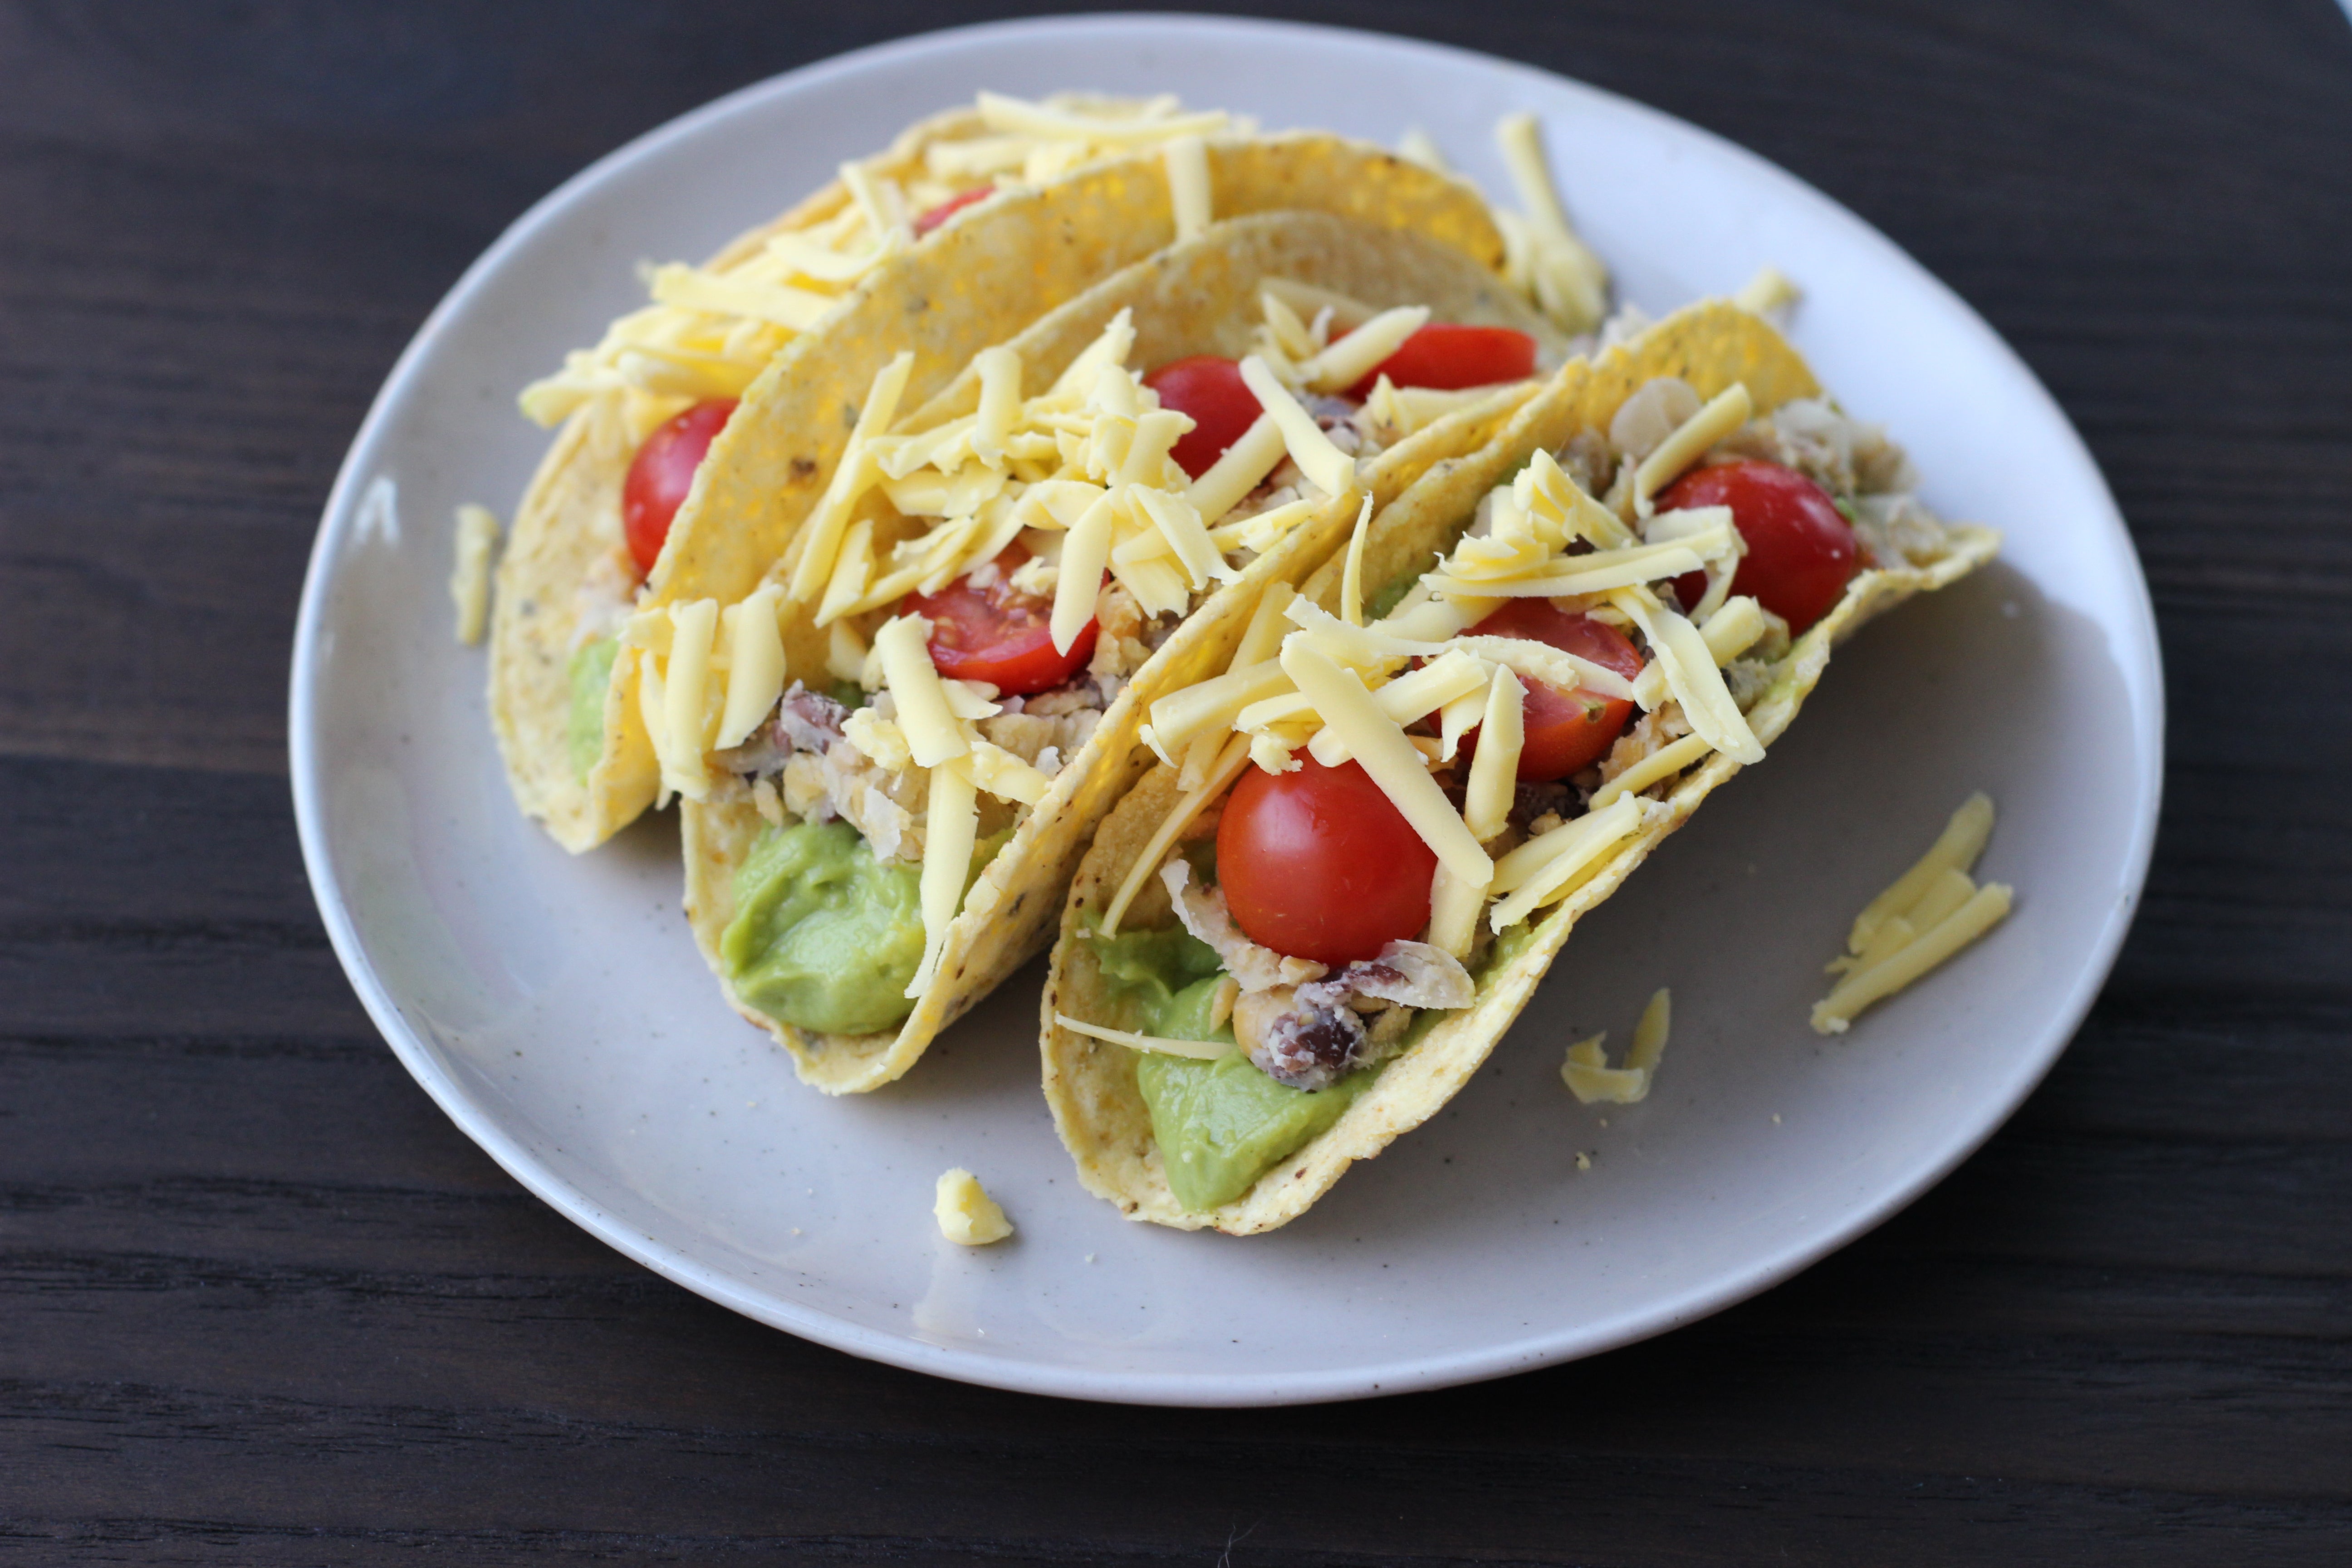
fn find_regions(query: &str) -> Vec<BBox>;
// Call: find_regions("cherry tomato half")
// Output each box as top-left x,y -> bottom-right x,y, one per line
1658,459 -> 1858,634
1465,601 -> 1645,781
1143,355 -> 1260,479
1216,756 -> 1437,966
1349,324 -> 1538,399
622,399 -> 735,578
913,186 -> 991,235
903,546 -> 1098,696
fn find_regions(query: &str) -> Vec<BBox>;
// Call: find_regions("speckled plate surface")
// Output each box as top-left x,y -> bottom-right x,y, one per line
290,14 -> 2161,1406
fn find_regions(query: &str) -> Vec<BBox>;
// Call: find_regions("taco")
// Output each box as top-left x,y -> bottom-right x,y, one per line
660,207 -> 1566,1092
1039,299 -> 2003,1233
488,92 -> 1513,852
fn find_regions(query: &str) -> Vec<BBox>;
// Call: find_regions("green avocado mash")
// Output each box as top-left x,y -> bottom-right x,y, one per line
1364,571 -> 1418,623
1088,922 -> 1372,1213
1138,1049 -> 1372,1212
1481,917 -> 1540,980
566,636 -> 617,783
1088,921 -> 1225,1019
720,819 -> 1007,1037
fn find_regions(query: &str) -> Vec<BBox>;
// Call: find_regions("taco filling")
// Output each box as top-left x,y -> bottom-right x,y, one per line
490,92 -> 1328,850
681,289 -> 1549,1043
1053,321 -> 1981,1215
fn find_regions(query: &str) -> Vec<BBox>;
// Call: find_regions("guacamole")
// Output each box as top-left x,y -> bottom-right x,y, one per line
721,819 -> 1014,1038
1089,923 -> 1372,1213
566,636 -> 617,782
1481,917 -> 1540,980
721,820 -> 926,1036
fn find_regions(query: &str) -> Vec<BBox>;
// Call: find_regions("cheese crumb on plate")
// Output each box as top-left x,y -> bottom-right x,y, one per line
934,1168 -> 1014,1245
1562,987 -> 1671,1105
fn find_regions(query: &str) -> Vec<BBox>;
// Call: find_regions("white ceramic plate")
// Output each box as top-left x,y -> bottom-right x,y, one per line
290,15 -> 2162,1406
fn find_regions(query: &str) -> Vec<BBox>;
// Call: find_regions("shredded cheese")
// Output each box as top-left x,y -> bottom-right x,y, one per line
450,504 -> 500,646
522,87 -> 1245,430
1488,795 -> 1646,930
1850,792 -> 1995,951
1426,861 -> 1490,960
1100,732 -> 1253,936
1340,493 -> 1374,627
513,88 -> 1244,431
1700,595 -> 1769,665
1494,112 -> 1609,335
1813,883 -> 2012,1034
826,619 -> 868,683
1627,987 -> 1671,1074
963,741 -> 1051,807
1186,414 -> 1288,524
1610,587 -> 1764,764
816,517 -> 880,628
1239,355 -> 1356,498
1142,657 -> 1290,766
1813,793 -> 2011,1034
789,350 -> 913,601
647,262 -> 836,332
970,344 -> 1022,466
1366,377 -> 1497,438
1054,1012 -> 1232,1060
874,614 -> 969,767
1259,277 -> 1377,333
714,584 -> 787,748
975,91 -> 1233,146
1633,383 -> 1753,514
1280,637 -> 1489,883
1561,987 -> 1671,1104
1164,133 -> 1211,241
658,598 -> 720,799
1232,583 -> 1296,671
1051,491 -> 1116,655
1424,525 -> 1730,599
1462,667 -> 1524,842
1590,732 -> 1713,809
908,757 -> 979,999
1303,650 -> 1489,767
1733,265 -> 1802,319
1396,126 -> 1447,171
1561,1037 -> 1648,1104
933,1168 -> 1014,1245
1285,598 -> 1605,691
1296,306 -> 1428,394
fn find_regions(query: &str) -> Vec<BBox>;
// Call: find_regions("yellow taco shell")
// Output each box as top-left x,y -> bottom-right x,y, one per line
1041,300 -> 2001,1233
504,126 -> 1507,852
489,102 -> 1003,849
681,209 -> 1551,1093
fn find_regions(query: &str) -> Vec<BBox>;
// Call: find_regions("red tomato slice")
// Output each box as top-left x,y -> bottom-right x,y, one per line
1348,324 -> 1538,399
1215,757 -> 1437,966
622,399 -> 736,578
1143,355 -> 1261,479
903,546 -> 1097,696
913,187 -> 991,235
1465,601 -> 1644,781
1658,459 -> 1858,634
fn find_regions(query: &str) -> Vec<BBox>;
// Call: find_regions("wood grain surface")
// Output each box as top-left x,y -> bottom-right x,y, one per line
5,0 -> 2349,1561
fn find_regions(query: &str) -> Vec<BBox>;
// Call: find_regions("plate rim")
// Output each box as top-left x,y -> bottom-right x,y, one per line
288,10 -> 2166,1407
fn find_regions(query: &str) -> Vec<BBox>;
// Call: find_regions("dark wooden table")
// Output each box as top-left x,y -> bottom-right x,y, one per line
6,1 -> 2349,1561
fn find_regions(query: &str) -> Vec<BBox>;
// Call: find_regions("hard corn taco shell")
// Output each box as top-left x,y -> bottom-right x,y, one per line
490,102 -> 992,850
1040,299 -> 2004,1234
681,209 -> 1554,1093
504,128 -> 1508,853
